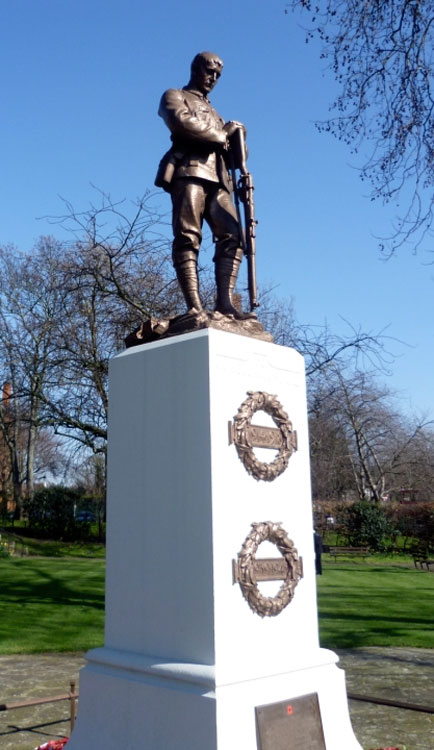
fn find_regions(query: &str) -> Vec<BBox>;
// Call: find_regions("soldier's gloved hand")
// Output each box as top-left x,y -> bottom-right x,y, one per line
223,121 -> 246,138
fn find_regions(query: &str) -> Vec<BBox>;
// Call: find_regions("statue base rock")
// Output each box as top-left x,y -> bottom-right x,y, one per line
125,310 -> 273,347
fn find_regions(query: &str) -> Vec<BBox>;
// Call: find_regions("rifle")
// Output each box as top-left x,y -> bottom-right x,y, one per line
229,127 -> 259,312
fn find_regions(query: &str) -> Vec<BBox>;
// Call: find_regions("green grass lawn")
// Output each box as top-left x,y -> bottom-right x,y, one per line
318,559 -> 434,649
0,557 -> 105,654
0,528 -> 105,558
1,553 -> 433,654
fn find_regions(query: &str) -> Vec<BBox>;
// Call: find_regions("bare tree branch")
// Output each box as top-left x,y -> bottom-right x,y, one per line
288,0 -> 434,254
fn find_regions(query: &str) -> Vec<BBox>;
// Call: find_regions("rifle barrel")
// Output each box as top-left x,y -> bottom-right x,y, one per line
230,128 -> 259,312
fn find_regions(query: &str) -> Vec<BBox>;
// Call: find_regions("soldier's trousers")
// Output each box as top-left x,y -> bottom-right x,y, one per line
170,177 -> 242,266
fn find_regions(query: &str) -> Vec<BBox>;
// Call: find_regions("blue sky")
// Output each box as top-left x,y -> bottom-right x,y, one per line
2,0 -> 433,416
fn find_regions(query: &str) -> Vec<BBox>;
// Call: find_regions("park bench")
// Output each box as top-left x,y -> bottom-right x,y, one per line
411,546 -> 434,570
328,546 -> 369,561
413,556 -> 434,571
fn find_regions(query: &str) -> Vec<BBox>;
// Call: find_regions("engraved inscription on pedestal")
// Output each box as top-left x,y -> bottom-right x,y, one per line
256,693 -> 326,750
233,521 -> 303,617
229,391 -> 297,481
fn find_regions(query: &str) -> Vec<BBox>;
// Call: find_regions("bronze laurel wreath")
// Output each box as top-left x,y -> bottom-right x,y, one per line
236,521 -> 303,617
232,391 -> 296,481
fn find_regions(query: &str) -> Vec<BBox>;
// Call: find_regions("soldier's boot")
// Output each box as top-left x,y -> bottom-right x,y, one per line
175,259 -> 203,314
214,257 -> 256,320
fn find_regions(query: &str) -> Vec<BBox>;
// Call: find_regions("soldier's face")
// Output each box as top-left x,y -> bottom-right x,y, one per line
193,61 -> 221,95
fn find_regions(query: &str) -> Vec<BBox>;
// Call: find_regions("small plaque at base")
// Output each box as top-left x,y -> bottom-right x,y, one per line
255,693 -> 326,750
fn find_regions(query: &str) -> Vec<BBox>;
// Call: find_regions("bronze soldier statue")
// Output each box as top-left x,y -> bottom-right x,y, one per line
156,51 -> 255,320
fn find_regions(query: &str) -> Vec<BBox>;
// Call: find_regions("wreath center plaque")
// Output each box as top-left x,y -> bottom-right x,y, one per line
229,391 -> 297,481
255,693 -> 326,750
233,521 -> 303,617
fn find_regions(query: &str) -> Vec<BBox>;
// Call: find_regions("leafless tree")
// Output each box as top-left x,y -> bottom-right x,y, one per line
73,453 -> 107,541
386,424 -> 434,502
0,192 -> 412,517
309,391 -> 354,504
38,194 -> 188,452
310,364 -> 433,503
0,239 -> 66,511
288,0 -> 434,253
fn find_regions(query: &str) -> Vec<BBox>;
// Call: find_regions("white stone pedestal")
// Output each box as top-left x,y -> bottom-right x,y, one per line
67,328 -> 362,750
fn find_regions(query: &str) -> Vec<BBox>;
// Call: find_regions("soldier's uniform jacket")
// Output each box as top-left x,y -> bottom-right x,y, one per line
156,86 -> 232,192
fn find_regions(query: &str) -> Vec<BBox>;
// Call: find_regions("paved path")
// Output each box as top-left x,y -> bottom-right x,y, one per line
0,653 -> 84,750
341,647 -> 434,750
0,648 -> 433,749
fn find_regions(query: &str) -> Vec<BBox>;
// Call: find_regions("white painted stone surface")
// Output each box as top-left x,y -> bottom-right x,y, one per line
67,329 -> 362,750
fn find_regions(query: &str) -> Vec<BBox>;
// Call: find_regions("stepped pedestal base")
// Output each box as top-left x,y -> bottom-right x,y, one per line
67,329 -> 361,749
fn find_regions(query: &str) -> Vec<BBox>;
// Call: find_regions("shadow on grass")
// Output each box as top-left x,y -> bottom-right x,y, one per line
0,559 -> 105,652
319,610 -> 433,626
317,563 -> 434,648
0,560 -> 104,609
